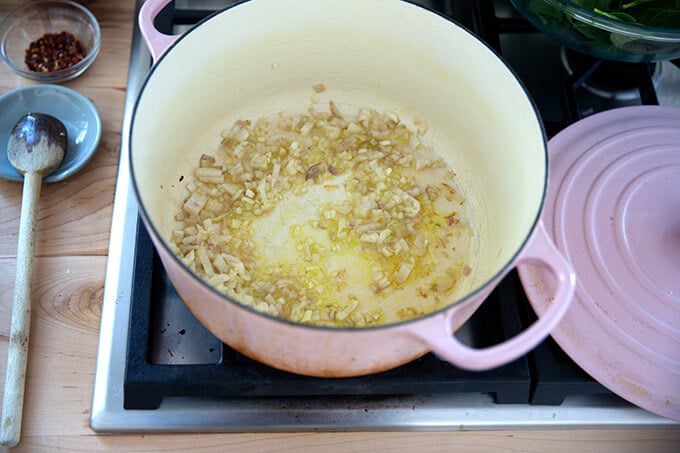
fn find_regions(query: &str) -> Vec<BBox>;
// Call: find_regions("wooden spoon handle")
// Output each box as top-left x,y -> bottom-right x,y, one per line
1,171 -> 43,448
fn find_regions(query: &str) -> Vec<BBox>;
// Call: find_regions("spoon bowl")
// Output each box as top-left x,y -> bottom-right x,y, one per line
8,113 -> 67,175
0,84 -> 101,182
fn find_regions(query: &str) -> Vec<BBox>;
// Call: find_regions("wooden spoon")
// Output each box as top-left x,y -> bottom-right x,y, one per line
0,113 -> 66,448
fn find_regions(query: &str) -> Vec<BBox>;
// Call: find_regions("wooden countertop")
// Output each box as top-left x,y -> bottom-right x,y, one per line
0,1 -> 678,451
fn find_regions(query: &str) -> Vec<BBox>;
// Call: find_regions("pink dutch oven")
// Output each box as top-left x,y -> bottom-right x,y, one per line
131,0 -> 576,377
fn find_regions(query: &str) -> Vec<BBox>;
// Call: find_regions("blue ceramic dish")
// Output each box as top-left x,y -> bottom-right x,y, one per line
0,84 -> 101,183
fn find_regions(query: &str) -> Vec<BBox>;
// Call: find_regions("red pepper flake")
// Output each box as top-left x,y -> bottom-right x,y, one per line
24,31 -> 86,73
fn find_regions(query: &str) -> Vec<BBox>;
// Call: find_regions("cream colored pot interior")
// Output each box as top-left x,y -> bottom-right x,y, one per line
131,0 -> 546,316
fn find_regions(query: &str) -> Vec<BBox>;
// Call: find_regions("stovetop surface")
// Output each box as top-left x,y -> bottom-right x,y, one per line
90,0 -> 679,432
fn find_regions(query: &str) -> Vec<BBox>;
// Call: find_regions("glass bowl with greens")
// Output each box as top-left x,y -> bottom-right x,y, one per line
511,0 -> 680,62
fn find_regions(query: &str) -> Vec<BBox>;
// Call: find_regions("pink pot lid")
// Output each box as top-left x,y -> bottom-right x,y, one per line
518,105 -> 680,422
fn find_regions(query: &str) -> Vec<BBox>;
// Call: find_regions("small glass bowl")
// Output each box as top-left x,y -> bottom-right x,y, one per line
0,0 -> 100,82
511,0 -> 680,62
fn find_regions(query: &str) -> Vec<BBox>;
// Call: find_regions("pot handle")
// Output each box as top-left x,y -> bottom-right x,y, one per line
407,221 -> 575,371
139,0 -> 179,62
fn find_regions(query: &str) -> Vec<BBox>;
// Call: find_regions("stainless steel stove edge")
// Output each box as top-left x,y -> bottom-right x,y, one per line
92,392 -> 676,433
90,0 -> 149,432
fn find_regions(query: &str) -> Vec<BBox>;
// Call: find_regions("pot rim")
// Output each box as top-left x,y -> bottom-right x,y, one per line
129,0 -> 549,333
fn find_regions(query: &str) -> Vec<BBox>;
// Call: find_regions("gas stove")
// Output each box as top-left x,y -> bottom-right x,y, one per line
90,0 -> 679,432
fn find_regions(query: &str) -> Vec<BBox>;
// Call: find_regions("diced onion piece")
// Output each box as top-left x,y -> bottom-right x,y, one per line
183,191 -> 207,216
195,167 -> 224,184
336,298 -> 359,321
329,100 -> 343,119
395,261 -> 414,285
